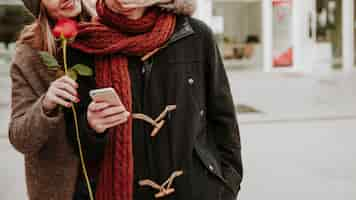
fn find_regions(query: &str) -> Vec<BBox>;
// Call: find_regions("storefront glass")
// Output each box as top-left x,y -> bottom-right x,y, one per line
316,0 -> 343,69
213,0 -> 263,70
272,0 -> 293,68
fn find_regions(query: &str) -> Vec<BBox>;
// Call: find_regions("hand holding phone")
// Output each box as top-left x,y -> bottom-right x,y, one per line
88,88 -> 129,133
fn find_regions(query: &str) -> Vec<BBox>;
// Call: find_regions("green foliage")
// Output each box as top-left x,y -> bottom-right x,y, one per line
68,69 -> 78,81
0,5 -> 34,44
39,51 -> 60,69
72,64 -> 93,76
39,51 -> 93,81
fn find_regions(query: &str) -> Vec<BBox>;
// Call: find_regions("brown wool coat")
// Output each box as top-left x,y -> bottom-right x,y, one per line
9,44 -> 80,200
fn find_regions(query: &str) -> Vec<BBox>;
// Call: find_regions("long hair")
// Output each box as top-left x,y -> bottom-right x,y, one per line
18,0 -> 94,56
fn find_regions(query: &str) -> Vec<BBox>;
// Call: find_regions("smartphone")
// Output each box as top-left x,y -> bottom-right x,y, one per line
89,87 -> 122,106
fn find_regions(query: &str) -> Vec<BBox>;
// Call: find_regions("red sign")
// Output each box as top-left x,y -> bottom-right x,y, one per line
272,0 -> 293,67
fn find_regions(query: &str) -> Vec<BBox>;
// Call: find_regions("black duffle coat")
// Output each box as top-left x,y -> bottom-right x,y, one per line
66,15 -> 243,200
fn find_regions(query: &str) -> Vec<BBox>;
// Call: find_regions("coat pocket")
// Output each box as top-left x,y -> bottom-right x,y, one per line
221,165 -> 242,198
194,140 -> 242,198
190,150 -> 222,200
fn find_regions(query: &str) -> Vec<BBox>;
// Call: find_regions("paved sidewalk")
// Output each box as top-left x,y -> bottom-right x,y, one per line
0,63 -> 10,137
239,118 -> 356,200
0,140 -> 27,200
229,70 -> 356,123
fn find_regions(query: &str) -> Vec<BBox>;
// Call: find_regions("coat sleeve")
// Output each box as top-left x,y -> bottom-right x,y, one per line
204,26 -> 243,195
66,102 -> 108,162
8,63 -> 64,154
159,0 -> 196,15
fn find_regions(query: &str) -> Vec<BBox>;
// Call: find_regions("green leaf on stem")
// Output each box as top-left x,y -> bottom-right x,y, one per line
39,51 -> 60,68
72,64 -> 93,76
68,69 -> 78,81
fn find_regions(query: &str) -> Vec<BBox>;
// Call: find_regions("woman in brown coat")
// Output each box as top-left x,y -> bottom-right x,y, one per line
8,0 -> 196,199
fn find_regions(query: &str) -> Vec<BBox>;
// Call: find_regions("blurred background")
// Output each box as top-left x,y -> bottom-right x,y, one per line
0,0 -> 355,199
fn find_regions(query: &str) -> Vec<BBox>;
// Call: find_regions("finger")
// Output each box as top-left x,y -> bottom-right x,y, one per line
94,123 -> 106,134
59,75 -> 79,89
89,102 -> 111,112
98,106 -> 127,118
49,94 -> 72,108
102,118 -> 128,129
88,101 -> 97,112
53,81 -> 78,97
54,88 -> 80,103
101,112 -> 129,125
125,111 -> 131,117
113,116 -> 130,126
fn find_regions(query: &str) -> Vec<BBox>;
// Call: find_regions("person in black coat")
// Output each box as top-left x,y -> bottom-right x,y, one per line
66,2 -> 243,200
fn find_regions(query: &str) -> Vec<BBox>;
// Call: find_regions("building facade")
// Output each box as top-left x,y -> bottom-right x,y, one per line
195,0 -> 356,73
1,0 -> 355,73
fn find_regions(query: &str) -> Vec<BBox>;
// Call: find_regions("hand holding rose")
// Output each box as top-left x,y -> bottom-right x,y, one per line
43,76 -> 80,111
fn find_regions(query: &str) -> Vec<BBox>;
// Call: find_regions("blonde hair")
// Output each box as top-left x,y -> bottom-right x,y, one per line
18,1 -> 94,56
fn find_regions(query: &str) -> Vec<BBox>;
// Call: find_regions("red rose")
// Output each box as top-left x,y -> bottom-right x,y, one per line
52,18 -> 78,39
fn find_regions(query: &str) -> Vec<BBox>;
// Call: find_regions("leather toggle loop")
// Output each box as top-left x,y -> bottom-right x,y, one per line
132,105 -> 177,137
139,170 -> 184,198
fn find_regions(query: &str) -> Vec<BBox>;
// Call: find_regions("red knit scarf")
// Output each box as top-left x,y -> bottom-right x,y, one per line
71,1 -> 176,200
